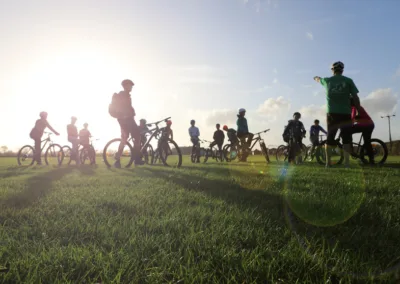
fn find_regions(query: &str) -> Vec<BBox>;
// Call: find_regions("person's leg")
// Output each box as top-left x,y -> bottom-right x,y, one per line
130,119 -> 143,164
71,138 -> 80,165
340,117 -> 353,167
34,138 -> 42,164
326,114 -> 338,167
363,124 -> 375,163
297,138 -> 303,164
247,133 -> 254,148
195,139 -> 200,162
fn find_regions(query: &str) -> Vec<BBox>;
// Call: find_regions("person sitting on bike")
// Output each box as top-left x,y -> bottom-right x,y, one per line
350,98 -> 375,164
282,112 -> 306,164
210,124 -> 225,153
309,119 -> 327,159
109,79 -> 144,168
189,119 -> 200,163
79,123 -> 91,147
314,61 -> 362,168
67,116 -> 80,165
223,125 -> 239,144
165,120 -> 173,140
237,108 -> 254,161
29,111 -> 60,165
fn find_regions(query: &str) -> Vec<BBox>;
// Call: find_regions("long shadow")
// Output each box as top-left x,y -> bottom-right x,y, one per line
1,167 -> 74,209
77,164 -> 96,175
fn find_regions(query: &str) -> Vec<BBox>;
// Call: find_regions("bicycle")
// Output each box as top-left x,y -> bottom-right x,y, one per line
17,132 -> 64,166
305,134 -> 326,162
62,137 -> 99,165
190,138 -> 204,163
202,140 -> 224,163
103,117 -> 182,168
315,131 -> 388,166
224,129 -> 271,163
276,131 -> 307,163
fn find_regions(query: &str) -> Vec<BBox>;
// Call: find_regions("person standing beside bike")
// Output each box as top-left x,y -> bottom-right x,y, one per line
67,116 -> 80,165
350,98 -> 375,164
314,61 -> 362,168
236,108 -> 254,162
189,119 -> 200,163
309,119 -> 327,159
29,111 -> 60,165
282,112 -> 306,164
108,79 -> 144,168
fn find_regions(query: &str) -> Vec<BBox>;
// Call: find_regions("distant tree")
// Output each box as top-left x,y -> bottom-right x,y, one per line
1,146 -> 8,153
254,149 -> 262,155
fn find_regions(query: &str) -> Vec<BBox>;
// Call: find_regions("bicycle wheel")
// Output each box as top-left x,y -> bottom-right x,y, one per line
80,146 -> 95,165
305,144 -> 314,162
260,142 -> 270,163
315,141 -> 344,166
17,145 -> 35,166
223,144 -> 238,162
103,138 -> 134,168
203,149 -> 212,163
222,144 -> 231,162
142,144 -> 154,165
159,139 -> 182,168
62,146 -> 72,165
301,143 -> 308,162
45,144 -> 64,166
360,138 -> 388,165
276,145 -> 287,162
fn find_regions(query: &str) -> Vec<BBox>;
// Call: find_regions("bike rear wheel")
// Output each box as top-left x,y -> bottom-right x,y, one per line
17,145 -> 35,166
276,145 -> 287,162
315,141 -> 344,166
80,145 -> 96,165
62,146 -> 72,165
45,144 -> 64,166
203,149 -> 211,163
223,144 -> 238,162
360,138 -> 388,165
142,144 -> 154,165
159,139 -> 182,168
103,138 -> 134,168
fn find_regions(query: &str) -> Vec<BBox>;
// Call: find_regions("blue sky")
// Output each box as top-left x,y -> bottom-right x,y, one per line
0,0 -> 399,150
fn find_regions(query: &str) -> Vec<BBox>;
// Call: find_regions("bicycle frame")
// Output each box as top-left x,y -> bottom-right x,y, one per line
140,117 -> 171,152
239,129 -> 270,151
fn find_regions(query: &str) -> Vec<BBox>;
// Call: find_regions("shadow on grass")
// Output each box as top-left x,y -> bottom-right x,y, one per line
1,167 -> 73,209
77,164 -> 96,175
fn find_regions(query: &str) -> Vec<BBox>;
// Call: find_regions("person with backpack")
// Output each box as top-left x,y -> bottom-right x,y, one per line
29,111 -> 60,165
109,79 -> 144,168
282,112 -> 306,164
210,123 -> 225,156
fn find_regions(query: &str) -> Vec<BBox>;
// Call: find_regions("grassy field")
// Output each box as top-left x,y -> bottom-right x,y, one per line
1,156 -> 400,283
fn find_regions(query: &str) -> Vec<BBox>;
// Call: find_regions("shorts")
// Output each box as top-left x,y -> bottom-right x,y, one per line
191,137 -> 199,145
118,118 -> 139,139
326,113 -> 352,145
310,135 -> 318,146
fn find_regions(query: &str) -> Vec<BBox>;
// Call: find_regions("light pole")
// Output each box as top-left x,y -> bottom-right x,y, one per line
381,114 -> 396,152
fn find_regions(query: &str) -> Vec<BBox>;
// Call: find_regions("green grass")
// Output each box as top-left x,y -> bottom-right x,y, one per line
1,156 -> 400,283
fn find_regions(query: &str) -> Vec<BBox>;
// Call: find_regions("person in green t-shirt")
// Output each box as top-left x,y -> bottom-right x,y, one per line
313,61 -> 361,168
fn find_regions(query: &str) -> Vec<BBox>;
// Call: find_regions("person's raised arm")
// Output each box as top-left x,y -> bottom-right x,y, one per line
320,125 -> 327,135
170,129 -> 174,140
313,76 -> 321,83
46,121 -> 60,136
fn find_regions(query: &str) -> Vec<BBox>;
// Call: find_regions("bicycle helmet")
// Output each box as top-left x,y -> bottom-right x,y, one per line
293,112 -> 301,117
39,111 -> 48,118
121,79 -> 134,87
223,125 -> 228,131
331,61 -> 344,72
166,120 -> 172,125
238,108 -> 246,113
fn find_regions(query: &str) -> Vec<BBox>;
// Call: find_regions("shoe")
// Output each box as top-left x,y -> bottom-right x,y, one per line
134,159 -> 145,166
114,160 -> 121,168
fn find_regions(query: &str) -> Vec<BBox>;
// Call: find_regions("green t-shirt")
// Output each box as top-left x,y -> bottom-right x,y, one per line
320,75 -> 359,114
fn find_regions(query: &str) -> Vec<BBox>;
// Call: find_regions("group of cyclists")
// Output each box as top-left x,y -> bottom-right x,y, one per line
28,60 -> 378,168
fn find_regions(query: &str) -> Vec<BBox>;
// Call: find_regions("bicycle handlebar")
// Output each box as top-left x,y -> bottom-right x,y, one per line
254,129 -> 270,135
146,117 -> 171,127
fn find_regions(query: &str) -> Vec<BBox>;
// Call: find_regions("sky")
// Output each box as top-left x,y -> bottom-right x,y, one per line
1,0 -> 399,151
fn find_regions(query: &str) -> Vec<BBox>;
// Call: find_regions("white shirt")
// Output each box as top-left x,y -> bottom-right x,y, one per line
188,126 -> 200,138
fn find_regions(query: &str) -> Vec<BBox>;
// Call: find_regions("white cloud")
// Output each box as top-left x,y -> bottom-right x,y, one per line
306,32 -> 314,40
299,104 -> 326,119
361,88 -> 398,117
205,109 -> 238,125
273,78 -> 278,84
257,96 -> 291,120
273,68 -> 278,74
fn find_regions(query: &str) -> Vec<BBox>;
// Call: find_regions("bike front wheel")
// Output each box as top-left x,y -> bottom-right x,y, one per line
45,144 -> 64,166
360,138 -> 388,165
62,146 -> 72,165
103,138 -> 134,168
223,144 -> 238,162
315,141 -> 344,166
17,145 -> 35,166
276,145 -> 287,162
142,144 -> 154,165
80,145 -> 96,165
159,139 -> 182,168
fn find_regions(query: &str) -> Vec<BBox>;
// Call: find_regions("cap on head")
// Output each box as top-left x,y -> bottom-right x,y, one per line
223,125 -> 228,131
121,79 -> 134,87
331,61 -> 344,72
39,111 -> 48,118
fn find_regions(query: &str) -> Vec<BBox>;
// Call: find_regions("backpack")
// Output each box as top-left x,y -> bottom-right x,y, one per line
108,93 -> 120,118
